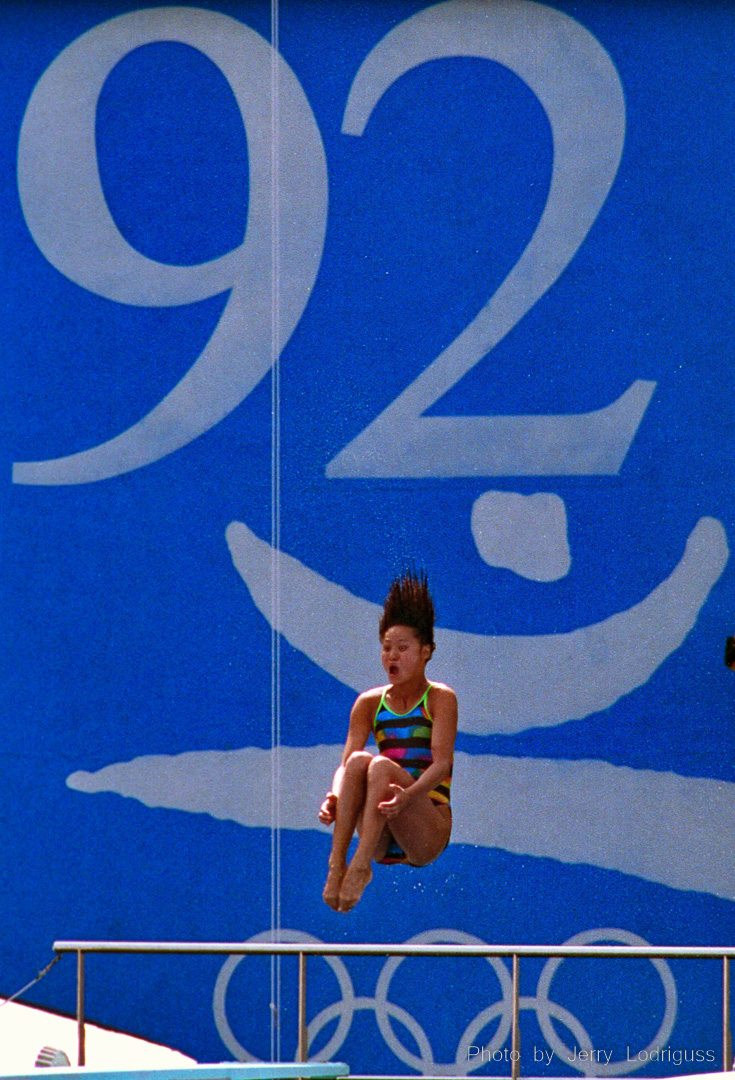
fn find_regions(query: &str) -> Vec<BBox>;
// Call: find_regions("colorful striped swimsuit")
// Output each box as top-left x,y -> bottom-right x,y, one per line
373,683 -> 451,864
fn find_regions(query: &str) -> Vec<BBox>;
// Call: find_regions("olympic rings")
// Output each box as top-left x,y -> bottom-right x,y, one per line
534,928 -> 677,1076
212,927 -> 678,1076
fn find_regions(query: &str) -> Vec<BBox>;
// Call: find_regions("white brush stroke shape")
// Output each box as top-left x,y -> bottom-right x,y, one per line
471,490 -> 571,580
225,517 -> 728,734
68,747 -> 735,900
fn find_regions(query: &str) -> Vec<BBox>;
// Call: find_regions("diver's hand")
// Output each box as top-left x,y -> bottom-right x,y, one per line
318,792 -> 338,825
378,783 -> 413,819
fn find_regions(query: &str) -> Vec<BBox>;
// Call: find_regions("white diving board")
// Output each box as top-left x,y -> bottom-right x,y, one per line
1,1064 -> 348,1080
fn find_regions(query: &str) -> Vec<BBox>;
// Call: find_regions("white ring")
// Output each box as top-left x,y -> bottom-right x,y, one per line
374,929 -> 513,1073
535,928 -> 678,1076
212,929 -> 355,1062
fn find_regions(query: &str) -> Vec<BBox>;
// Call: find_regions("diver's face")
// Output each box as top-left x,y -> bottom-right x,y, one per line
380,624 -> 431,685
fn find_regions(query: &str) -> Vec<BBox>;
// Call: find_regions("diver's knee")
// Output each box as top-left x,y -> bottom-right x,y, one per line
344,750 -> 372,775
366,754 -> 401,793
367,754 -> 394,777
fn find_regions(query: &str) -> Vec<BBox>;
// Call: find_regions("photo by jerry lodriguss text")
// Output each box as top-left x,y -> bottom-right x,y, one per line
467,1046 -> 717,1067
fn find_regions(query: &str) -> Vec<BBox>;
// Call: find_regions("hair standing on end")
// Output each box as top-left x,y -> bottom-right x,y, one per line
379,569 -> 435,654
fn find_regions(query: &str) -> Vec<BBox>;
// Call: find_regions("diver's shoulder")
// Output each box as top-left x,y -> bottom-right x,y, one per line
428,681 -> 456,699
352,686 -> 387,712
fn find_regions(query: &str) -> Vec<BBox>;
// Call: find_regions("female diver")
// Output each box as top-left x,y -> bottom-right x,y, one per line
319,571 -> 457,912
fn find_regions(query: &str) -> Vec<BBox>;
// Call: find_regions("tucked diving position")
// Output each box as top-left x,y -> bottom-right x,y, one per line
319,570 -> 457,912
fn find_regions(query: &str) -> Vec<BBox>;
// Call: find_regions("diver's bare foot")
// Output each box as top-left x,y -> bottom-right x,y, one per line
338,863 -> 372,912
323,863 -> 346,910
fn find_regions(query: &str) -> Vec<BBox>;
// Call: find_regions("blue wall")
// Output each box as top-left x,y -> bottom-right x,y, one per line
2,0 -> 735,1074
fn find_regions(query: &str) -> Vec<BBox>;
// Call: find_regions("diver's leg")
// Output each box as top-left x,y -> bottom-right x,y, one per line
337,756 -> 410,911
323,751 -> 372,909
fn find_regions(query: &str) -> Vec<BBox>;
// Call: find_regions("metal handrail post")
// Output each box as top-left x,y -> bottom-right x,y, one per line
77,949 -> 86,1067
298,952 -> 308,1063
725,956 -> 732,1071
511,954 -> 520,1080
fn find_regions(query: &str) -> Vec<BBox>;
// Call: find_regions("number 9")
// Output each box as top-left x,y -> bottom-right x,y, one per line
15,6 -> 327,485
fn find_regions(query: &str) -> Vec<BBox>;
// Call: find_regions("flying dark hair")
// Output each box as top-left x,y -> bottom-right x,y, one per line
378,569 -> 435,653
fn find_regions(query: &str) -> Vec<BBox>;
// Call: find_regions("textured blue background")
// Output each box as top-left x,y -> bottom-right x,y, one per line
1,0 -> 734,1073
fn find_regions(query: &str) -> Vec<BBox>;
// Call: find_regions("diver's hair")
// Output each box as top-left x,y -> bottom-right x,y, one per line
378,569 -> 435,653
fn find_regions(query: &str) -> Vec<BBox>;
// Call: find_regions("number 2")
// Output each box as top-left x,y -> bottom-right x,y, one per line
326,0 -> 654,479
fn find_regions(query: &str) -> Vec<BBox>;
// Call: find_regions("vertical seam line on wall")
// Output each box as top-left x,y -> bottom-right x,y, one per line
270,0 -> 282,1063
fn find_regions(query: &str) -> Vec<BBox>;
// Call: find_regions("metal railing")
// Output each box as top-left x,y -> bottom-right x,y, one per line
52,940 -> 735,1077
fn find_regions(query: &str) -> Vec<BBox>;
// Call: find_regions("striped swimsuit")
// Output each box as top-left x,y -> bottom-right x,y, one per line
373,683 -> 451,864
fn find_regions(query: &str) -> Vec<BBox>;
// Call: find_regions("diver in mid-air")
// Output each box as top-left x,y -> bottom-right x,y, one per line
319,571 -> 457,912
